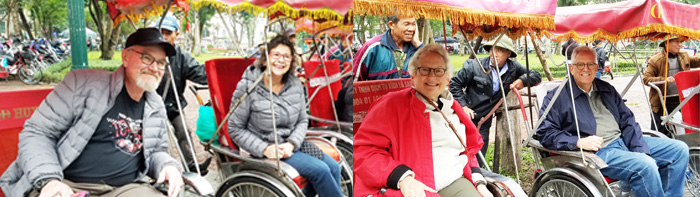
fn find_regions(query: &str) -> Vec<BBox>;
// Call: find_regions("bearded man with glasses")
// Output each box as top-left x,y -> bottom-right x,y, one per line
536,45 -> 689,197
449,36 -> 542,156
1,28 -> 184,197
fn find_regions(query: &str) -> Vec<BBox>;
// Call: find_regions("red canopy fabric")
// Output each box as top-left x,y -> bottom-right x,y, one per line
354,0 -> 557,40
546,0 -> 700,42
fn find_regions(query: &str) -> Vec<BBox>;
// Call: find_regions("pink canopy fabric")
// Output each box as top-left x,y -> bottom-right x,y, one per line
546,0 -> 700,42
354,0 -> 557,40
295,17 -> 351,37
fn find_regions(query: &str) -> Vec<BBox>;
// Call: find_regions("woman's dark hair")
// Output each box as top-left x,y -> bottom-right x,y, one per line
254,34 -> 298,82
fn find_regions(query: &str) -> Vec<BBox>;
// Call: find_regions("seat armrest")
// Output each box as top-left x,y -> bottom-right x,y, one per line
182,172 -> 214,196
527,139 -> 608,169
641,128 -> 669,138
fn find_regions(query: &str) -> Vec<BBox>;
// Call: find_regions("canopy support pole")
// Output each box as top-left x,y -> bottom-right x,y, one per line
489,29 -> 521,185
263,11 -> 282,175
68,0 -> 88,69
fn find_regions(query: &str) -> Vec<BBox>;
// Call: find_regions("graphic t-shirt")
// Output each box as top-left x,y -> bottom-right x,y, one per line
64,85 -> 146,186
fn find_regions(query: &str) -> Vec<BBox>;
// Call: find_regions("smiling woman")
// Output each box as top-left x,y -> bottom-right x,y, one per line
226,34 -> 344,197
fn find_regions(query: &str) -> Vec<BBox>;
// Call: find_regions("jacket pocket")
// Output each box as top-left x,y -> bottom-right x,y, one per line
473,76 -> 491,92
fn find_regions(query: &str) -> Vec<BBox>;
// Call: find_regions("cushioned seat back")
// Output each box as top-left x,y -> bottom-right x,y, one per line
205,58 -> 254,148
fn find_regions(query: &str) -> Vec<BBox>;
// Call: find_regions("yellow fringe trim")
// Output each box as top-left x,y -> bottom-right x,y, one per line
111,2 -> 186,28
354,0 -> 554,31
545,24 -> 700,43
191,0 -> 350,23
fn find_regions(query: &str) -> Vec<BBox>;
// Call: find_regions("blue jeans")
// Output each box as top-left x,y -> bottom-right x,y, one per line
284,151 -> 342,197
595,137 -> 689,197
595,71 -> 602,79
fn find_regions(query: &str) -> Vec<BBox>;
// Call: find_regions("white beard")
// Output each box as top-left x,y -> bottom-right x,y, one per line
136,75 -> 160,91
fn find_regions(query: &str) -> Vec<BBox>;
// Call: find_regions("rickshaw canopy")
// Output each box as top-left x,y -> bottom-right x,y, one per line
353,0 -> 557,40
192,0 -> 352,23
545,0 -> 700,43
295,17 -> 351,37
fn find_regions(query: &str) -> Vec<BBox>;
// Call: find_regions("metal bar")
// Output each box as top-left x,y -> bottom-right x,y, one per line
441,18 -> 448,49
491,32 -> 521,184
610,43 -> 659,132
157,0 -> 174,31
662,84 -> 700,126
166,62 -> 201,175
312,26 -> 343,134
263,11 -> 282,175
565,64 -> 587,166
459,28 -> 493,75
523,78 -> 569,145
525,36 -> 534,129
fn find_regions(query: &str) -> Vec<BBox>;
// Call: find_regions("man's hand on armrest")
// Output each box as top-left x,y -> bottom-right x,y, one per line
39,179 -> 73,197
157,165 -> 183,197
577,135 -> 603,151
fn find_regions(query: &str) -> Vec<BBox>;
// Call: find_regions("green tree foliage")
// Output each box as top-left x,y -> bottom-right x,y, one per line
26,0 -> 67,38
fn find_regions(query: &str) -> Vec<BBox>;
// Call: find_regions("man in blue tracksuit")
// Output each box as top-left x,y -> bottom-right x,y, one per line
352,16 -> 423,81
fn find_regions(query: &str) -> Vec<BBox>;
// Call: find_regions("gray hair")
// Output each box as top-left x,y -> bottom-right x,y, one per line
571,45 -> 597,64
408,43 -> 452,78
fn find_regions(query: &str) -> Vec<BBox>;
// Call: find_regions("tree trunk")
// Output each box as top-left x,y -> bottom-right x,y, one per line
100,22 -> 120,60
530,36 -> 554,81
217,10 -> 243,55
192,11 -> 201,56
554,41 -> 562,56
378,16 -> 387,35
417,17 -> 433,44
17,8 -> 33,40
496,91 -> 522,176
246,15 -> 256,48
358,15 -> 366,44
469,36 -> 483,59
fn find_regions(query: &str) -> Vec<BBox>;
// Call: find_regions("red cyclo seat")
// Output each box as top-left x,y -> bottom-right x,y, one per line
205,58 -> 340,189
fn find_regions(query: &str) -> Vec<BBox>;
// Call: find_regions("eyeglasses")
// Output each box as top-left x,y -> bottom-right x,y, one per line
416,67 -> 447,77
129,49 -> 168,70
270,52 -> 292,61
572,63 -> 597,70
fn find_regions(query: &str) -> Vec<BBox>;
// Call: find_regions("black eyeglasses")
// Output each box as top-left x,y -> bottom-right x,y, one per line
129,49 -> 168,70
416,67 -> 447,77
572,63 -> 597,70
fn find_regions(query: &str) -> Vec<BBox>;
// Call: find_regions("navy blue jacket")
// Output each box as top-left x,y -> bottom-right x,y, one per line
536,78 -> 650,154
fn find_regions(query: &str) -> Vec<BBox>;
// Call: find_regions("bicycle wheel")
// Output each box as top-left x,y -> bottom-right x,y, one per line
532,174 -> 593,197
19,62 -> 42,85
340,161 -> 353,197
687,149 -> 700,197
337,141 -> 352,168
215,176 -> 291,197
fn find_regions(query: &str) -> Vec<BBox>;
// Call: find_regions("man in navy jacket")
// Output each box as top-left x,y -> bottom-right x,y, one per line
537,46 -> 689,197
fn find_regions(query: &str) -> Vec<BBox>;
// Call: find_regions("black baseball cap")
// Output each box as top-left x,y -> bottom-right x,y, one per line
125,28 -> 176,56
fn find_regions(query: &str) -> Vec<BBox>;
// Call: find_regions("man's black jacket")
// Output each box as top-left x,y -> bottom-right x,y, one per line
449,57 -> 542,121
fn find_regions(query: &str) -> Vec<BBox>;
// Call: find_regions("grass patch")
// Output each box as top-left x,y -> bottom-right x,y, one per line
482,143 -> 538,193
41,59 -> 73,84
